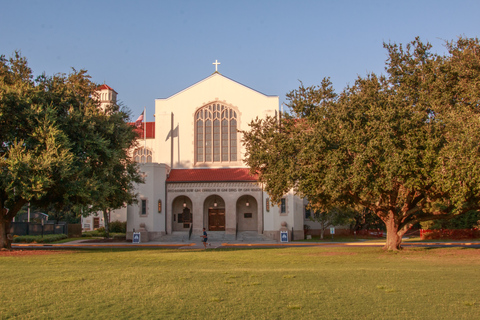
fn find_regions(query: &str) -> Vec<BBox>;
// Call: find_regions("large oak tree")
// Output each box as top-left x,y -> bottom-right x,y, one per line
242,37 -> 480,250
0,53 -> 141,249
85,103 -> 143,238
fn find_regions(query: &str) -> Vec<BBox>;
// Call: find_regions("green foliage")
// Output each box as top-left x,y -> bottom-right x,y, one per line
45,204 -> 81,224
82,230 -> 104,237
242,37 -> 480,250
81,230 -> 125,239
109,220 -> 126,233
0,52 -> 142,248
308,206 -> 354,238
421,211 -> 480,230
350,207 -> 385,231
420,220 -> 435,230
12,234 -> 67,243
112,233 -> 126,240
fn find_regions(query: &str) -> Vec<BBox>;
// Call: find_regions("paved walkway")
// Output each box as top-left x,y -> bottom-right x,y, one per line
12,239 -> 480,249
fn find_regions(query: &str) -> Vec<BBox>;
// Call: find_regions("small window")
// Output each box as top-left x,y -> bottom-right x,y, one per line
244,213 -> 252,218
141,199 -> 147,215
133,147 -> 153,163
280,198 -> 286,214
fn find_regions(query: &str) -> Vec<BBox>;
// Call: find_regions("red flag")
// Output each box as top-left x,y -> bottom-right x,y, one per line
135,111 -> 144,127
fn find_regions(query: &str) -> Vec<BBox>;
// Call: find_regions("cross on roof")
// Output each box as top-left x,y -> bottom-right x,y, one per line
212,59 -> 221,72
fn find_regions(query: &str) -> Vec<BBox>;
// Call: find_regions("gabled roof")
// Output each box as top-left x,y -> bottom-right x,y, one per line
97,84 -> 118,93
129,122 -> 155,139
159,72 -> 277,100
167,168 -> 258,183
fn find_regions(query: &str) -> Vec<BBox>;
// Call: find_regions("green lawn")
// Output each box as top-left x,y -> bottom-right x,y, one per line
1,247 -> 479,319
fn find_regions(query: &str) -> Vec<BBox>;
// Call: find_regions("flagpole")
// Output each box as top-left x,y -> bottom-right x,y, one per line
143,107 -> 146,157
177,122 -> 180,164
170,112 -> 174,169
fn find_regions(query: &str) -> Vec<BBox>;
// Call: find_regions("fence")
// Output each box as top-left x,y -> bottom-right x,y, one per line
352,229 -> 385,237
420,228 -> 480,240
304,228 -> 387,238
10,222 -> 68,236
68,224 -> 82,238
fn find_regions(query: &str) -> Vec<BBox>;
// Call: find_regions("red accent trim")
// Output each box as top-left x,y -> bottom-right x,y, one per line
129,122 -> 155,139
167,168 -> 257,182
97,84 -> 117,93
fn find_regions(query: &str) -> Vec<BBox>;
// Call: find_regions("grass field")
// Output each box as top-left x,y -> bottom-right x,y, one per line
1,246 -> 479,319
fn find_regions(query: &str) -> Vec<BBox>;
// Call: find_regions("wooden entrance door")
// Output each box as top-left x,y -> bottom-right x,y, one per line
208,209 -> 225,231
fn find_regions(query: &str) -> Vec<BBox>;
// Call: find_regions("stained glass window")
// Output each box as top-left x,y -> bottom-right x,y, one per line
195,103 -> 238,163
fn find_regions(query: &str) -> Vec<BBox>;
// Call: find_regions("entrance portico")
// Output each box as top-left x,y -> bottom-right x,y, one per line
166,168 -> 263,236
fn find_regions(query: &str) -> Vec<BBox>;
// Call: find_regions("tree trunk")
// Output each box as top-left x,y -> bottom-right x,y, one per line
320,220 -> 326,239
385,227 -> 402,251
103,209 -> 110,239
1,198 -> 27,250
0,216 -> 12,250
383,213 -> 403,251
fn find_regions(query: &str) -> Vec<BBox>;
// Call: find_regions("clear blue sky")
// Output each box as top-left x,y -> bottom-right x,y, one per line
1,0 -> 479,120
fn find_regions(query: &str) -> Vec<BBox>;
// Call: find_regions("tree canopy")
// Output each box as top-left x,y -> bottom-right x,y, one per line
0,53 -> 142,248
242,37 -> 480,250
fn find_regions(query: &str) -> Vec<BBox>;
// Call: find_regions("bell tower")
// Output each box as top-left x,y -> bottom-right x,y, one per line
96,84 -> 118,112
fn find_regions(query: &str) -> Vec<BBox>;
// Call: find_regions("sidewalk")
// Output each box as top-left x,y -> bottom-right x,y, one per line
12,238 -> 480,249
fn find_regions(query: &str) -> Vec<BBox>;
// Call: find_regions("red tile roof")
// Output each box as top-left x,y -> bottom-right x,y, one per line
97,84 -> 117,93
167,168 -> 258,182
130,122 -> 155,139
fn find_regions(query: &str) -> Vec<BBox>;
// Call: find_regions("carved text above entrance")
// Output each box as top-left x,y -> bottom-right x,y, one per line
167,182 -> 262,193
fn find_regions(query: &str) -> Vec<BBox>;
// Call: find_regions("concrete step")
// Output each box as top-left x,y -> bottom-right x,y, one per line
236,231 -> 274,242
154,231 -> 189,242
153,230 -> 275,243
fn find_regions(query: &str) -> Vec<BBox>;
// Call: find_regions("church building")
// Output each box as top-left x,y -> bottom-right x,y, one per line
83,64 -> 308,242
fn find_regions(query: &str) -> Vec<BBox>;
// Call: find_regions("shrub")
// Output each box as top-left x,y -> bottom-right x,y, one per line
109,221 -> 127,233
420,221 -> 435,230
421,211 -> 480,230
82,230 -> 104,237
112,233 -> 126,240
13,234 -> 68,243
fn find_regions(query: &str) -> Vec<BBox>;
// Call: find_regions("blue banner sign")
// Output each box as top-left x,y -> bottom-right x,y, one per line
133,232 -> 141,244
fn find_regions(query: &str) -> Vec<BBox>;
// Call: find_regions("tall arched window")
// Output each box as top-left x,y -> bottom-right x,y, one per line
195,103 -> 237,163
133,147 -> 153,163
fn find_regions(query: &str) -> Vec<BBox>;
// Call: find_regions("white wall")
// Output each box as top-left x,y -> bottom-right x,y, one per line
154,73 -> 278,169
127,163 -> 169,238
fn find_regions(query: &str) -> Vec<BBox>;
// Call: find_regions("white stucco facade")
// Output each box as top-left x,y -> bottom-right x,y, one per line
85,72 -> 310,241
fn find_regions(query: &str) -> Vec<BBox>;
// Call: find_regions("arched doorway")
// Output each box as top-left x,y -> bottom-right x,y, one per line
236,195 -> 258,231
204,195 -> 225,231
172,196 -> 192,231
